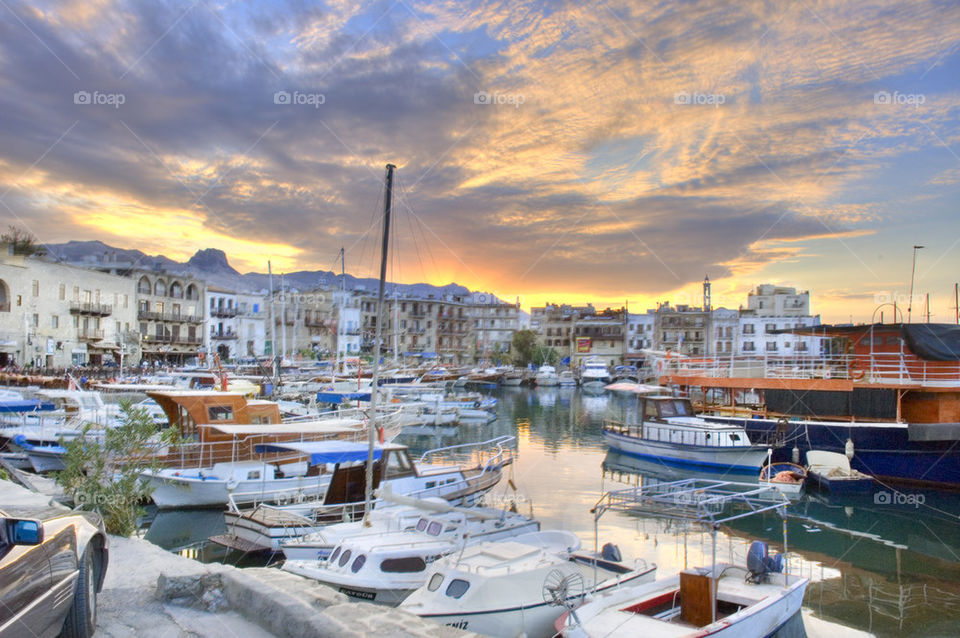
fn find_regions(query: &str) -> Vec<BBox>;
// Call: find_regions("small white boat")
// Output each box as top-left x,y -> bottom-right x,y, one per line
557,553 -> 807,638
400,531 -> 656,636
805,450 -> 875,495
559,479 -> 807,638
579,358 -> 611,387
535,365 -> 560,386
558,371 -> 578,387
759,461 -> 806,498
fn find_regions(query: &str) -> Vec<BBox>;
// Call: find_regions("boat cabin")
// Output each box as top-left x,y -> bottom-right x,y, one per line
609,396 -> 754,448
146,390 -> 281,441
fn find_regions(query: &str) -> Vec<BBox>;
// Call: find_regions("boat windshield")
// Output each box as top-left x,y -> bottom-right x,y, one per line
673,400 -> 692,416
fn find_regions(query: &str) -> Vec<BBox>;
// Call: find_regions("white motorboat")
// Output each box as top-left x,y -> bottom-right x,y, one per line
501,368 -> 526,386
558,370 -> 578,387
579,358 -> 611,387
400,531 -> 656,636
282,503 -> 540,604
603,396 -> 769,473
535,365 -> 559,386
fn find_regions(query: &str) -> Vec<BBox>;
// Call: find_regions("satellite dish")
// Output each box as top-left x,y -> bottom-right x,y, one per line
541,568 -> 585,607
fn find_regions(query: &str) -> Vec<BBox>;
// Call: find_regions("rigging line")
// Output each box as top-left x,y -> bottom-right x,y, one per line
392,184 -> 439,280
396,175 -> 428,283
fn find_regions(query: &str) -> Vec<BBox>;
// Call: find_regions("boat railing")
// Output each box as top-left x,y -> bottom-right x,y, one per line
659,353 -> 960,386
417,435 -> 515,476
602,418 -> 758,448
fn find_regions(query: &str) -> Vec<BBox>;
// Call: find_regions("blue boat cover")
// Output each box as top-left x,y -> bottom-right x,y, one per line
253,440 -> 384,465
901,324 -> 960,361
12,434 -> 67,454
0,400 -> 56,413
316,391 -> 371,404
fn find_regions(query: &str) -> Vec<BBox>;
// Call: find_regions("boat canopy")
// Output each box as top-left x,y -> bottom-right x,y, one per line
0,399 -> 56,413
253,440 -> 392,465
199,420 -> 363,436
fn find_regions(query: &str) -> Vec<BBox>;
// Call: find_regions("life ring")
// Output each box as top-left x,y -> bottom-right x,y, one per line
851,369 -> 865,381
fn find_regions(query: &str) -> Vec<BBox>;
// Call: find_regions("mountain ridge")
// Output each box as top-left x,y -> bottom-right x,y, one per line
46,240 -> 492,301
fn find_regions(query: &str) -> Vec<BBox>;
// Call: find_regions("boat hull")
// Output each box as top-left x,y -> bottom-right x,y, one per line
142,472 -> 330,509
603,429 -> 769,473
806,470 -> 876,495
713,416 -> 960,488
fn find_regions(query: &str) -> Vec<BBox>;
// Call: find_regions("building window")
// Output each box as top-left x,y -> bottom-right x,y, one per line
31,280 -> 38,296
59,284 -> 65,300
124,294 -> 129,308
743,341 -> 755,352
31,313 -> 39,327
51,315 -> 59,329
743,324 -> 754,335
765,323 -> 776,334
766,342 -> 777,352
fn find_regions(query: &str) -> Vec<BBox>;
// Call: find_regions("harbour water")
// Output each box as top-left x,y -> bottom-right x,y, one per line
141,386 -> 960,637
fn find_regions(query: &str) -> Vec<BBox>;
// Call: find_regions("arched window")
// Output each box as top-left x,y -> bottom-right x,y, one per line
137,276 -> 152,294
154,280 -> 166,296
169,281 -> 183,298
0,279 -> 8,311
186,284 -> 199,300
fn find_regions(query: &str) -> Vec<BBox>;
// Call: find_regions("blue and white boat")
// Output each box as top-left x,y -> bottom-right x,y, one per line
603,396 -> 769,473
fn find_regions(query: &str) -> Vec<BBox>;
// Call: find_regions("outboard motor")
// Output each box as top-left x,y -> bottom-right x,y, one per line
600,543 -> 622,563
746,541 -> 784,583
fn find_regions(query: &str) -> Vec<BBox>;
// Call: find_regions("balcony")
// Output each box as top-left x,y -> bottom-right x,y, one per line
211,330 -> 238,340
143,334 -> 173,344
173,335 -> 203,346
137,310 -> 203,323
210,307 -> 238,318
77,329 -> 104,341
70,302 -> 112,317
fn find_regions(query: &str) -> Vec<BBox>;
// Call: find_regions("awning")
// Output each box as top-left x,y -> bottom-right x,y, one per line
199,420 -> 363,436
253,440 -> 386,465
901,324 -> 960,361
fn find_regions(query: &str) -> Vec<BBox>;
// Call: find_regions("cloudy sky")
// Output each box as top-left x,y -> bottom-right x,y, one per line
1,0 -> 958,322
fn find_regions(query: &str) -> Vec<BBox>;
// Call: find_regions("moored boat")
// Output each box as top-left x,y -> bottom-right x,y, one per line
805,450 -> 875,495
603,396 -> 770,473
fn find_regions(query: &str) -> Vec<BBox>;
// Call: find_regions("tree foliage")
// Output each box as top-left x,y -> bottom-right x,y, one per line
510,329 -> 539,367
1,226 -> 45,256
56,401 -> 178,536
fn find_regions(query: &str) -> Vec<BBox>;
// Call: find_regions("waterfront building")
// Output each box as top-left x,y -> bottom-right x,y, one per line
530,303 -> 596,361
206,287 -> 240,360
467,294 -> 521,365
134,270 -> 205,363
236,292 -> 268,358
738,284 -> 821,356
572,307 -> 627,369
0,249 -> 139,367
625,312 -> 656,365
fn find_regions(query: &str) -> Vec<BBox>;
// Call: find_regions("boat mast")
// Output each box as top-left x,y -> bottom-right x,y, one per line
336,247 -> 344,375
268,261 -> 279,391
364,163 -> 395,525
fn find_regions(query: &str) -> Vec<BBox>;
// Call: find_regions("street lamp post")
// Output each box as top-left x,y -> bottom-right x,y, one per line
907,245 -> 924,324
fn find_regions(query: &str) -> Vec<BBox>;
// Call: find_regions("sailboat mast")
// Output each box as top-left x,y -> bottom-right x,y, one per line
364,163 -> 395,524
268,261 -> 279,390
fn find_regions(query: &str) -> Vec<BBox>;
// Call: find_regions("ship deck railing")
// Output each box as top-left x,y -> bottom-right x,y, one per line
659,353 -> 960,387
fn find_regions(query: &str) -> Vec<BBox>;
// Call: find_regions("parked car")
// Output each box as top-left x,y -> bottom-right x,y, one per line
0,506 -> 108,638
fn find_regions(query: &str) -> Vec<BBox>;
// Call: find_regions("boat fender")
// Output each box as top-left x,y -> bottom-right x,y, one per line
601,543 -> 622,563
845,438 -> 855,460
792,446 -> 800,464
226,477 -> 239,491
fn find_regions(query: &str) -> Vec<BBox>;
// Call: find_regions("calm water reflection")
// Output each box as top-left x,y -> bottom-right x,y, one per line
142,386 -> 960,636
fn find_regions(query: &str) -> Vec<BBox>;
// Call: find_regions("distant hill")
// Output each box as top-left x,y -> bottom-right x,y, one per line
46,240 -> 488,301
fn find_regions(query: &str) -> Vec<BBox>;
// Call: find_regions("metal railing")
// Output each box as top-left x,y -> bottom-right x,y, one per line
70,301 -> 113,316
659,353 -> 960,386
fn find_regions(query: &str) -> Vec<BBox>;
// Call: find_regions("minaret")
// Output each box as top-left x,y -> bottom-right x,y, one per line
703,275 -> 712,357
703,274 -> 711,312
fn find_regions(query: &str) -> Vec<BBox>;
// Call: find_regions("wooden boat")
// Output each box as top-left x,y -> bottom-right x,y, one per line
658,323 -> 960,488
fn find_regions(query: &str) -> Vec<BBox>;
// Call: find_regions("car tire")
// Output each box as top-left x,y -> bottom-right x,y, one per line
61,547 -> 98,638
